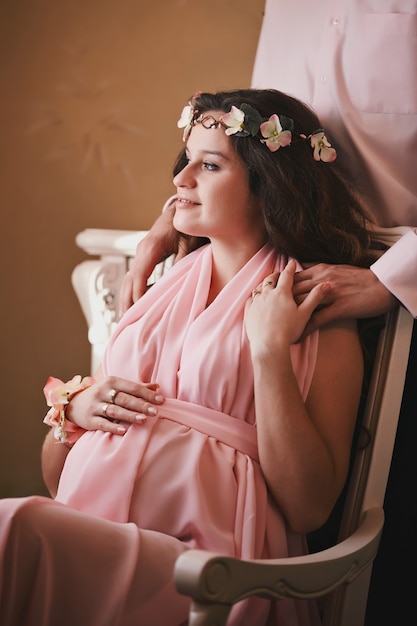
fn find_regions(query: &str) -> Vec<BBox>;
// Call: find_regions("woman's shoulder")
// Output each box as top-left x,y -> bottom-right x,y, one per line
317,319 -> 363,371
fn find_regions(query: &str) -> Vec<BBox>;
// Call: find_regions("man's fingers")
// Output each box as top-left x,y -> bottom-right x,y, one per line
118,274 -> 135,317
300,282 -> 331,316
298,306 -> 336,340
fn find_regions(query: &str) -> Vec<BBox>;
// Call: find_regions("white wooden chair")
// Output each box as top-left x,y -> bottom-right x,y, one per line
72,228 -> 413,626
173,305 -> 414,626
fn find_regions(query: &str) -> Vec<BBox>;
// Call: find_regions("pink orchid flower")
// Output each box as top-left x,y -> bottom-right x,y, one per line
43,374 -> 94,443
310,132 -> 337,162
44,375 -> 94,407
177,104 -> 195,142
220,106 -> 246,135
260,114 -> 292,152
43,375 -> 94,427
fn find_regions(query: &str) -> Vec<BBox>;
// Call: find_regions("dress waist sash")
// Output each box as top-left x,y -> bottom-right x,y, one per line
160,398 -> 259,463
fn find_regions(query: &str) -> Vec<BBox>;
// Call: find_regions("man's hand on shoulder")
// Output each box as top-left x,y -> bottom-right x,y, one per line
293,263 -> 397,336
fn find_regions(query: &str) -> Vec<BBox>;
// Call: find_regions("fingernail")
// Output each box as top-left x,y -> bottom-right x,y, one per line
116,425 -> 127,433
135,414 -> 148,423
154,395 -> 164,403
146,406 -> 157,416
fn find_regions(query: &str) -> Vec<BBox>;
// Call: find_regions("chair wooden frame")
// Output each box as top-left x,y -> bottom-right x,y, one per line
174,305 -> 414,626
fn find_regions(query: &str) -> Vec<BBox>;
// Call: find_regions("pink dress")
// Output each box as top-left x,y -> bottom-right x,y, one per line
0,244 -> 319,626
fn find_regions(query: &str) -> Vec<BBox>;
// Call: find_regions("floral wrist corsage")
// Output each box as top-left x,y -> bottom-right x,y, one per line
43,375 -> 95,445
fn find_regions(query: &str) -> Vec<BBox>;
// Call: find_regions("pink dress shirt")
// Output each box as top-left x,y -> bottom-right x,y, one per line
252,0 -> 417,315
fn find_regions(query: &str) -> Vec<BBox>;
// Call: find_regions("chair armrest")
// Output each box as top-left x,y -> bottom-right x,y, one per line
174,506 -> 384,606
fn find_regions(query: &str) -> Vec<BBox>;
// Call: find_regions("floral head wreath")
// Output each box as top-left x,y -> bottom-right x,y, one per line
177,99 -> 337,162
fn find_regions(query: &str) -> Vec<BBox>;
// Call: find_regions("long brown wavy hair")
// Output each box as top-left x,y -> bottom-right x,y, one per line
173,88 -> 373,267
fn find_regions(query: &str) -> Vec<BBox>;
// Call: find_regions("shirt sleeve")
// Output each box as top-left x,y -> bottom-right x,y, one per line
371,229 -> 417,317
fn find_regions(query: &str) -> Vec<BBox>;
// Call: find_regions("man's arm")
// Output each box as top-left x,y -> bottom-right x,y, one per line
294,230 -> 417,334
118,199 -> 179,315
293,265 -> 397,336
370,229 -> 417,317
118,196 -> 208,316
123,205 -> 417,330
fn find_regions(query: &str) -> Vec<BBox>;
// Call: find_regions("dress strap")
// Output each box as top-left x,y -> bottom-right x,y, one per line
160,398 -> 259,463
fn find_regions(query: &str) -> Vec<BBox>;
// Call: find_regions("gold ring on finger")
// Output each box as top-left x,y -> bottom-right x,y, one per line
109,388 -> 118,404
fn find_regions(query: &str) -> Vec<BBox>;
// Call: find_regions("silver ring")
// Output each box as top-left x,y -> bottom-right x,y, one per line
102,403 -> 109,417
109,388 -> 118,404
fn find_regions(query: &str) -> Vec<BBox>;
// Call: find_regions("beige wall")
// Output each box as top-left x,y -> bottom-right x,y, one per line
0,0 -> 265,496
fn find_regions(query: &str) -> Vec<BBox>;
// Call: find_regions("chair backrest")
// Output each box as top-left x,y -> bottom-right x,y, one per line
322,304 -> 413,625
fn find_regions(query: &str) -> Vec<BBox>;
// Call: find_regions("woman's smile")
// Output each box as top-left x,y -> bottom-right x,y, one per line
176,196 -> 200,208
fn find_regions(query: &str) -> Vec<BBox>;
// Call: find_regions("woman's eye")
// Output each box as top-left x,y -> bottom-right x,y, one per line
202,162 -> 219,171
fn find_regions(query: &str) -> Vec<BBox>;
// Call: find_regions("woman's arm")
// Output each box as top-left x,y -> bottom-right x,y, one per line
41,429 -> 70,498
245,261 -> 363,534
41,367 -> 166,497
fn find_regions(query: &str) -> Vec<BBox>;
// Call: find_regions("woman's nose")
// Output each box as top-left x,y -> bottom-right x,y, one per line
173,164 -> 195,188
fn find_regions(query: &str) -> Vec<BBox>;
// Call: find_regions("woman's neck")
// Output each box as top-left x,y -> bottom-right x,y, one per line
206,235 -> 268,306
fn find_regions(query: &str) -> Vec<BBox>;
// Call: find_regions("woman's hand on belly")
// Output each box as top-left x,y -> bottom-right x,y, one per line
66,376 -> 166,435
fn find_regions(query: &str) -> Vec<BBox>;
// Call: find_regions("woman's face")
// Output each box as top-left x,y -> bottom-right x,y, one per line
173,112 -> 264,245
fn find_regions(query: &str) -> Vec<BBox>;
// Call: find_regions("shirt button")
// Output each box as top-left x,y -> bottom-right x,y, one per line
332,16 -> 341,25
321,75 -> 327,84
